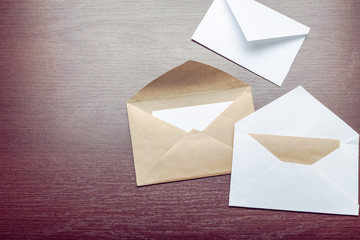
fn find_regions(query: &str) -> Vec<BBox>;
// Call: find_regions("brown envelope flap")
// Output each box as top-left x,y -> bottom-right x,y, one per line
249,134 -> 340,165
137,131 -> 233,186
203,86 -> 254,147
128,60 -> 249,103
131,87 -> 248,114
127,103 -> 186,180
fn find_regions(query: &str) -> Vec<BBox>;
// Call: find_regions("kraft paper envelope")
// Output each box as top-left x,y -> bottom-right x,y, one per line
192,0 -> 310,86
127,60 -> 254,186
229,86 -> 359,215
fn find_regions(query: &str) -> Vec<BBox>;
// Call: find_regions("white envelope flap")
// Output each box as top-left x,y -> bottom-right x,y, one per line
226,0 -> 310,41
235,87 -> 358,145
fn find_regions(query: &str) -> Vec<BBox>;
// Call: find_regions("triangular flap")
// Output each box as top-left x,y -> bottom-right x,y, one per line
249,134 -> 339,165
137,131 -> 233,186
226,0 -> 310,41
235,86 -> 358,144
128,60 -> 249,103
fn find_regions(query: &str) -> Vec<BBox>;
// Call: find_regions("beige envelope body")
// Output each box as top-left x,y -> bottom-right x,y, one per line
127,61 -> 254,186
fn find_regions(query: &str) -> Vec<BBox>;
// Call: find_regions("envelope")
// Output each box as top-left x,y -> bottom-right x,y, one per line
127,60 -> 254,186
192,0 -> 310,86
229,86 -> 359,215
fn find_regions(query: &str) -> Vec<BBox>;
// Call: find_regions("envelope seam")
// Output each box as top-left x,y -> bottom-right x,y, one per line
312,167 -> 358,205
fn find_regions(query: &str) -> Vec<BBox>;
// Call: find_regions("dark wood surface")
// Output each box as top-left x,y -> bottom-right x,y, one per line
0,0 -> 359,239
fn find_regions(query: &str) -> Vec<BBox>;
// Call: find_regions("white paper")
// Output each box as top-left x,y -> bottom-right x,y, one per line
229,86 -> 359,215
192,0 -> 310,86
152,101 -> 234,132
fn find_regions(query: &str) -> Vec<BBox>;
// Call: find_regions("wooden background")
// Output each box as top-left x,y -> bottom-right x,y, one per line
0,0 -> 359,239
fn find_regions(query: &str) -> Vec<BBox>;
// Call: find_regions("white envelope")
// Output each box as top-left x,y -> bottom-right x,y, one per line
229,86 -> 359,215
192,0 -> 310,86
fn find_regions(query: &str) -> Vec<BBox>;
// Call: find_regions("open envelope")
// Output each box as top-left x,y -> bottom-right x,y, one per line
229,86 -> 359,215
192,0 -> 310,86
127,60 -> 254,186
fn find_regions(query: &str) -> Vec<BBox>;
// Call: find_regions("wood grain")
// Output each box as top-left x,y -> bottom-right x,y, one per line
0,0 -> 359,239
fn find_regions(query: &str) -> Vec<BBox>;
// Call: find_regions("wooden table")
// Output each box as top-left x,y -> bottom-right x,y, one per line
0,0 -> 359,239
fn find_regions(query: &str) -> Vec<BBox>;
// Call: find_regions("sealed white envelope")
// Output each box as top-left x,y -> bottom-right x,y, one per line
192,0 -> 310,86
229,86 -> 359,215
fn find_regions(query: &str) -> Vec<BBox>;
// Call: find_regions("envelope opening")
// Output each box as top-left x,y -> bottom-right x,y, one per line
130,87 -> 247,133
249,134 -> 340,165
244,34 -> 309,47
